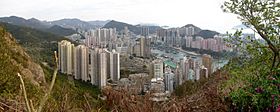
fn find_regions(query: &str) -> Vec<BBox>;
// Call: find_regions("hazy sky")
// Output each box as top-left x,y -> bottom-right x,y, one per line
0,0 -> 241,33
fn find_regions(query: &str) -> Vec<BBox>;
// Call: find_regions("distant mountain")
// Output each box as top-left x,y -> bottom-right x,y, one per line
196,30 -> 220,39
0,16 -> 51,29
45,25 -> 77,36
103,20 -> 141,34
182,24 -> 202,35
103,20 -> 162,35
0,16 -> 77,36
88,20 -> 111,27
50,18 -> 97,30
0,16 -> 219,38
182,24 -> 219,38
0,22 -> 65,43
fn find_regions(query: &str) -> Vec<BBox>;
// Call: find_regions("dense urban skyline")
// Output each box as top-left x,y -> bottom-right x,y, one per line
0,0 -> 241,33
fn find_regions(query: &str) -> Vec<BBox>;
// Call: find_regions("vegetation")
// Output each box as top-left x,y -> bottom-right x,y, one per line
0,27 -> 42,100
0,16 -> 77,36
0,22 -> 71,66
221,0 -> 280,111
0,22 -> 68,43
174,76 -> 211,97
195,30 -> 220,39
120,69 -> 138,78
103,70 -> 229,112
0,26 -> 103,111
0,26 -> 44,111
42,65 -> 103,111
45,25 -> 77,36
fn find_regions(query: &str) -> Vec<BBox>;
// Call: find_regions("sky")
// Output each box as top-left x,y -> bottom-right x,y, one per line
0,0 -> 242,33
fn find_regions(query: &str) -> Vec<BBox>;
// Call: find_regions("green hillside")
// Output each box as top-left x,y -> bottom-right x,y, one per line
45,25 -> 77,36
0,22 -> 68,65
0,26 -> 103,111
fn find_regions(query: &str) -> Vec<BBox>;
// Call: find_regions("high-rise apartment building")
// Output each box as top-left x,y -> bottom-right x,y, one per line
202,54 -> 213,75
98,49 -> 107,88
141,27 -> 149,37
73,45 -> 89,81
110,50 -> 120,81
186,26 -> 195,36
150,59 -> 164,78
180,57 -> 190,82
164,71 -> 175,92
90,48 -> 98,85
175,65 -> 183,86
104,49 -> 111,79
58,40 -> 74,75
84,28 -> 117,48
90,48 -> 108,88
139,36 -> 151,58
58,40 -> 121,89
200,67 -> 208,78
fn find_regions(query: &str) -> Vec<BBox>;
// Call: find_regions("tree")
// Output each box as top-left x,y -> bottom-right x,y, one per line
223,0 -> 280,70
221,0 -> 280,111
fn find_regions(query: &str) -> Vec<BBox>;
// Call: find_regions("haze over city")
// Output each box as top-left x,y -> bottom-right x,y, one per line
0,0 -> 241,33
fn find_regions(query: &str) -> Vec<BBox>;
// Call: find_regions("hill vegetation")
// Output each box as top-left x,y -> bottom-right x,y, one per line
0,16 -> 50,29
196,30 -> 220,39
220,0 -> 280,111
0,16 -> 77,36
0,22 -> 66,65
45,25 -> 77,36
0,26 -> 103,111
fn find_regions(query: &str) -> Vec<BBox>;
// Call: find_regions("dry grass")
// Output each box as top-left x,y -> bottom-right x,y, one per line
102,70 -> 230,112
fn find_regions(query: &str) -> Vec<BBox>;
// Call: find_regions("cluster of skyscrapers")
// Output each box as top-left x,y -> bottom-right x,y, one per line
149,59 -> 175,93
156,26 -> 231,52
148,54 -> 213,93
84,28 -> 117,48
186,35 -> 230,52
58,40 -> 120,88
60,25 -> 218,96
175,54 -> 212,86
156,26 -> 198,47
130,27 -> 152,58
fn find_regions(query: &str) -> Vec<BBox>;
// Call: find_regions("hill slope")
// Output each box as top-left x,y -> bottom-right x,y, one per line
45,25 -> 77,36
196,30 -> 220,39
88,20 -> 111,27
183,24 -> 202,34
0,16 -> 77,36
0,16 -> 51,29
50,18 -> 97,30
0,26 -> 102,111
0,26 -> 45,100
182,24 -> 220,38
103,20 -> 141,34
0,22 -> 70,63
103,20 -> 162,35
0,22 -> 64,43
